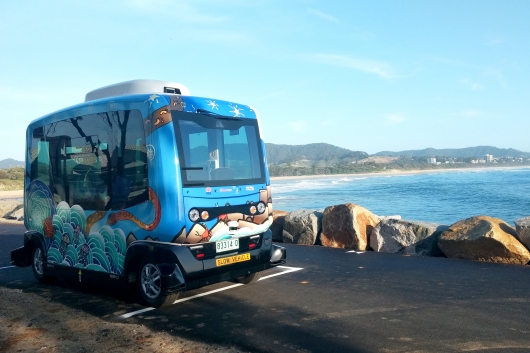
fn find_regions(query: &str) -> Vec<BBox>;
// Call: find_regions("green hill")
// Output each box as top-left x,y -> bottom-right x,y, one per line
265,143 -> 368,165
0,158 -> 24,169
373,146 -> 530,158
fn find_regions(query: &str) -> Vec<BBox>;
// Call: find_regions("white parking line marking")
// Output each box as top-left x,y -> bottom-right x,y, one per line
120,307 -> 155,318
260,265 -> 303,280
119,265 -> 303,319
0,265 -> 15,270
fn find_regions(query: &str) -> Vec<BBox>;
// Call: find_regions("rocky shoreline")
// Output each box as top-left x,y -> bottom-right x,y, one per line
272,204 -> 530,265
3,195 -> 530,265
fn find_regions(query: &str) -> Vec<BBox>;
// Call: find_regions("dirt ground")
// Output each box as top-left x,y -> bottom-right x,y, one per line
0,287 -> 245,353
0,192 -> 245,353
0,190 -> 23,224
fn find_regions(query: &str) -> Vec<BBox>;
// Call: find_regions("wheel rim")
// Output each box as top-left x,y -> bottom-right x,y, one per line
33,248 -> 44,276
140,263 -> 162,299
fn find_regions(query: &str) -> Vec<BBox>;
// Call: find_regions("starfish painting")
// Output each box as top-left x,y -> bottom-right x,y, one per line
145,94 -> 159,107
229,104 -> 244,117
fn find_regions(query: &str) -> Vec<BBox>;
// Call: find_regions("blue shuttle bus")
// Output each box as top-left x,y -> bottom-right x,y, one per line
11,80 -> 286,307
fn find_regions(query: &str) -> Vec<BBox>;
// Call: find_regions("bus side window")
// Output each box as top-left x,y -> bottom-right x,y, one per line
33,109 -> 147,211
30,137 -> 51,186
115,110 -> 148,209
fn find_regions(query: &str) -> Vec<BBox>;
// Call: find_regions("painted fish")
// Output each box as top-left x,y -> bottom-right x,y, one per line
42,216 -> 54,238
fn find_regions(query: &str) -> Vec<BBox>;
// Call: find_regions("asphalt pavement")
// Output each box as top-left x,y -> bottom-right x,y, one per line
1,223 -> 530,353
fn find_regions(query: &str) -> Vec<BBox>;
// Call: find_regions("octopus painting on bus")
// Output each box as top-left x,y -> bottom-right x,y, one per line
25,179 -> 273,275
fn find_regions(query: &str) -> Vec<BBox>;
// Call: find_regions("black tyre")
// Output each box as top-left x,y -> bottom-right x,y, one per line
137,260 -> 179,308
233,271 -> 263,284
31,244 -> 55,283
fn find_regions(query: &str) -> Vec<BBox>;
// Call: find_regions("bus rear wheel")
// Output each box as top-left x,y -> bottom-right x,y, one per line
233,271 -> 262,284
137,260 -> 179,307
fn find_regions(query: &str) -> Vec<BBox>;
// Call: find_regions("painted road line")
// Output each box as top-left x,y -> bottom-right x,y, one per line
0,265 -> 15,270
120,265 -> 304,319
346,251 -> 366,254
259,265 -> 303,280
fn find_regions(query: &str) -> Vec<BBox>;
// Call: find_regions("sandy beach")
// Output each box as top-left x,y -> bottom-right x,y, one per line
0,190 -> 23,224
270,165 -> 530,181
0,190 -> 23,199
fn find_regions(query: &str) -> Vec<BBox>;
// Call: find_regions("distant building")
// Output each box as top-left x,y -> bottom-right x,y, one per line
427,157 -> 436,164
485,154 -> 494,163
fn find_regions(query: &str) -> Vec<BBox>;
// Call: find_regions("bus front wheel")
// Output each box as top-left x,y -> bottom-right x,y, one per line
31,244 -> 55,283
137,260 -> 179,307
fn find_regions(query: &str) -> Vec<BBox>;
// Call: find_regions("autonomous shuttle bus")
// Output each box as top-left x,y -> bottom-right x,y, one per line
11,79 -> 286,307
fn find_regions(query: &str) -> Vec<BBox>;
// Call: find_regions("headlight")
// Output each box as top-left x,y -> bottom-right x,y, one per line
189,208 -> 200,222
257,202 -> 266,214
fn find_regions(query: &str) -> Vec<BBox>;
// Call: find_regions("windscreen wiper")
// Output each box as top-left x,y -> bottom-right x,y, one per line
195,108 -> 242,121
195,108 -> 221,116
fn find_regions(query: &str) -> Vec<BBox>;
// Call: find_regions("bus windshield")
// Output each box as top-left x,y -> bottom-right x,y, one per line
174,111 -> 265,187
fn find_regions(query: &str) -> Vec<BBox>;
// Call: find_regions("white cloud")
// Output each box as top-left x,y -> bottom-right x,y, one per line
383,114 -> 406,125
257,89 -> 288,101
459,79 -> 485,91
460,109 -> 483,118
180,29 -> 256,46
288,121 -> 305,132
483,68 -> 511,90
320,120 -> 336,127
307,8 -> 339,23
310,54 -> 396,79
485,36 -> 505,46
0,85 -> 77,104
126,0 -> 227,24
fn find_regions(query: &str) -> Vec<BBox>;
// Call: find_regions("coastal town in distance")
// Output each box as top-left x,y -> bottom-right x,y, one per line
265,143 -> 530,177
1,143 -> 530,183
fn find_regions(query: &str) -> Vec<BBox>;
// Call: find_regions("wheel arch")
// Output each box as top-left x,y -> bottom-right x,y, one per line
123,241 -> 186,282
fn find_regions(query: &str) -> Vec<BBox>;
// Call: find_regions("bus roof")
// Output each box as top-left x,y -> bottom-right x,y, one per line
85,79 -> 190,102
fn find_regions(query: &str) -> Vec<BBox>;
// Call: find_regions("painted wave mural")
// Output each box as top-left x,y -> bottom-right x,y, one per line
26,180 -> 127,274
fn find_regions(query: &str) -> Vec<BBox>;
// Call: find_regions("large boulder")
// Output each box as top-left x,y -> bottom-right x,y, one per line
282,210 -> 322,245
3,204 -> 24,221
438,216 -> 530,265
270,210 -> 290,242
514,217 -> 530,251
321,203 -> 378,250
370,219 -> 447,256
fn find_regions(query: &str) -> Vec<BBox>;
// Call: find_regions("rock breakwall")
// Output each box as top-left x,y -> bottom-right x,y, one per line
274,203 -> 530,266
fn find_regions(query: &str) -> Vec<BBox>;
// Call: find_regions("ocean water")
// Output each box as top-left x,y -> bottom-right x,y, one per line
270,168 -> 530,226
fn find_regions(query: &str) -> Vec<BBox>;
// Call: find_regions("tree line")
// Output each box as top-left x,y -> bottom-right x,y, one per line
0,167 -> 24,180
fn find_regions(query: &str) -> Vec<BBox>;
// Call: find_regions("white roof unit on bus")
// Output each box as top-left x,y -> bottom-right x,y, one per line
85,79 -> 190,102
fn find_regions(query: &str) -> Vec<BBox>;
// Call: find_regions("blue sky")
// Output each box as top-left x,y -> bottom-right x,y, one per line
1,0 -> 529,161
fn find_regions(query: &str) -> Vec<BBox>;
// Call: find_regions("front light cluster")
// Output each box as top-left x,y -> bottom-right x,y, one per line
257,202 -> 266,214
249,201 -> 266,215
189,208 -> 212,222
188,202 -> 267,222
189,208 -> 200,222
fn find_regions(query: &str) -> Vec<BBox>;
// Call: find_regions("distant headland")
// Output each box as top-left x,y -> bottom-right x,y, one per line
265,143 -> 530,177
2,144 -> 530,181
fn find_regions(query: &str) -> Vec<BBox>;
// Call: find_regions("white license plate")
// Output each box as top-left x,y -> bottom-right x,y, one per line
215,238 -> 239,253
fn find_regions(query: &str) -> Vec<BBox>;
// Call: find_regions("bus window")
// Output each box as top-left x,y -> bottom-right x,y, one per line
175,112 -> 265,186
113,110 -> 148,209
222,126 -> 261,179
30,139 -> 51,186
32,109 -> 148,211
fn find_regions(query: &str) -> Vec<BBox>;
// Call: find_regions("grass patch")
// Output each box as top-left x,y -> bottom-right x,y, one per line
0,180 -> 24,191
